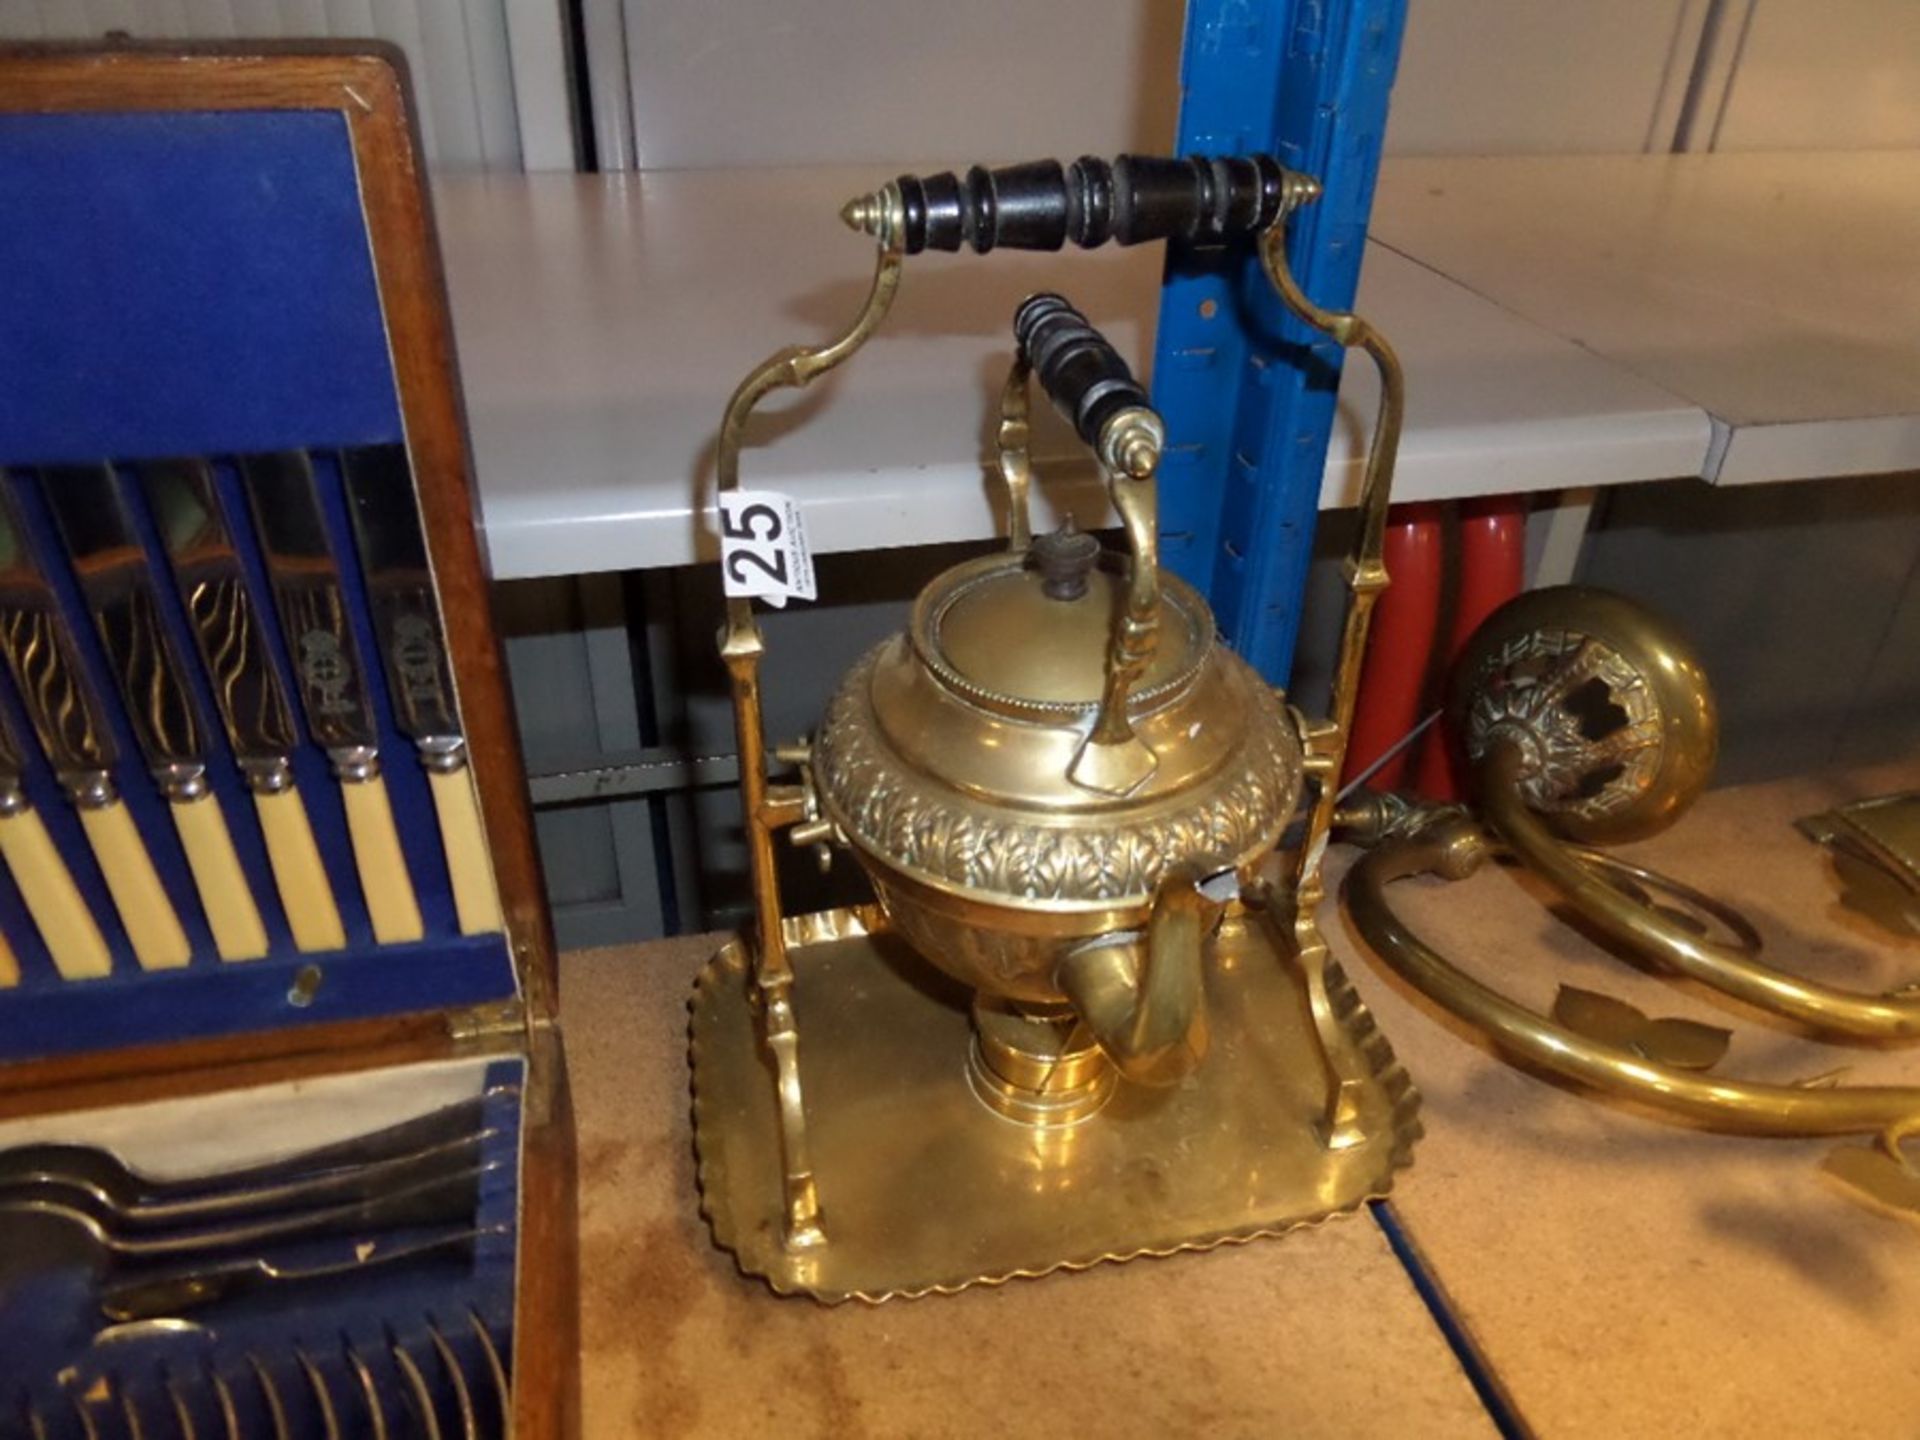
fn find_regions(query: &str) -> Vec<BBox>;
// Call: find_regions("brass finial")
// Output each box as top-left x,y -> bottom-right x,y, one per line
840,191 -> 882,237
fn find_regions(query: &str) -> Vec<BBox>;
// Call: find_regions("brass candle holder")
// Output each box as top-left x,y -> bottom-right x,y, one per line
692,156 -> 1422,1301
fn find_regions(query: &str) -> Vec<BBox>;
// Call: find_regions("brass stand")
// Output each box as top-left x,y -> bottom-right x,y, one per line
699,160 -> 1422,1298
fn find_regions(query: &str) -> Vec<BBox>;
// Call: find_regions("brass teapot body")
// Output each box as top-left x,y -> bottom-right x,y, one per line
809,295 -> 1305,1094
813,513 -> 1299,1090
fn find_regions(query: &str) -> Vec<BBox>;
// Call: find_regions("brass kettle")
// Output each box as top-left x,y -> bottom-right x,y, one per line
706,154 -> 1411,1269
809,296 -> 1301,1108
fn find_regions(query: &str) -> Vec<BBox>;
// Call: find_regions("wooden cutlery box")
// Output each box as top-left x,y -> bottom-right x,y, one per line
0,45 -> 577,1438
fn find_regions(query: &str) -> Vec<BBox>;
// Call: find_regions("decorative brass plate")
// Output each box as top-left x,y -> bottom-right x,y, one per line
691,908 -> 1421,1303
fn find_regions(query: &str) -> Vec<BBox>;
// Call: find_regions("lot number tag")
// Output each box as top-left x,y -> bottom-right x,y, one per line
718,491 -> 816,609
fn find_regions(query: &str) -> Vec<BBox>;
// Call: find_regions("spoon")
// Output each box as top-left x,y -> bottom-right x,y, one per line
0,1091 -> 507,1218
0,1161 -> 498,1312
5,1129 -> 500,1233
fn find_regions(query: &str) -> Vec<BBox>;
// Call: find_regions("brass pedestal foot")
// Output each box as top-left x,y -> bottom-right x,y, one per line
967,998 -> 1116,1128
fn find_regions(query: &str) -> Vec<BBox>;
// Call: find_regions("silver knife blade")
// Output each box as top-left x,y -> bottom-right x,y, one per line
137,459 -> 300,785
0,700 -> 23,790
0,486 -> 118,789
40,465 -> 209,797
235,453 -> 377,753
339,445 -> 461,744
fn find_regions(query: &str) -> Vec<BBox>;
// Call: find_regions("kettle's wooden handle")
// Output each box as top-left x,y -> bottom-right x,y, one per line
1006,296 -> 1168,796
1014,293 -> 1152,450
874,155 -> 1293,255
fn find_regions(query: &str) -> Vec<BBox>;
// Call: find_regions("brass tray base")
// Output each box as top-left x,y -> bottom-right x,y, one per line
690,907 -> 1422,1303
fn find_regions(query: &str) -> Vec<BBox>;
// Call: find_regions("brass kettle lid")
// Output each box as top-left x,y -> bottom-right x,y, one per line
913,524 -> 1212,719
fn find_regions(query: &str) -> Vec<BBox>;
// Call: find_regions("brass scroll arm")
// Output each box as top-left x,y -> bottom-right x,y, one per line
1484,739 -> 1920,1042
714,221 -> 904,1255
1453,585 -> 1920,1044
1256,183 -> 1406,905
1342,804 -> 1920,1174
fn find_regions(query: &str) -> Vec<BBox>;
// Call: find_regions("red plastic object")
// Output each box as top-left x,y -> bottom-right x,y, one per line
1413,495 -> 1528,799
1340,501 -> 1444,790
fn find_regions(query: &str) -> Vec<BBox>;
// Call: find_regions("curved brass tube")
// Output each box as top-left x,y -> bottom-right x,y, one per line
1057,867 -> 1224,1087
1483,738 -> 1920,1041
1346,812 -> 1920,1138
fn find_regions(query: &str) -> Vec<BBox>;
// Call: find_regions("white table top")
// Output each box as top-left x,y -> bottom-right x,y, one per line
436,166 -> 1707,582
1370,151 -> 1920,486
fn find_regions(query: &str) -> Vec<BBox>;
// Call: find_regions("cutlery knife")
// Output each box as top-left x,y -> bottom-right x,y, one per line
0,698 -> 109,980
98,1225 -> 495,1323
238,452 -> 422,944
139,459 -> 347,953
341,445 -> 502,935
0,485 -> 189,970
42,464 -> 268,961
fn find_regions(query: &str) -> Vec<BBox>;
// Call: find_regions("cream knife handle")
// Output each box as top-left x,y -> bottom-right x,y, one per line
339,768 -> 424,943
427,763 -> 503,935
170,792 -> 268,961
253,785 -> 347,952
77,799 -> 191,971
0,805 -> 109,979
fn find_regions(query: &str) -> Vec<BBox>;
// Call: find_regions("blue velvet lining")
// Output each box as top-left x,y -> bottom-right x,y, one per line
0,111 -> 401,463
2,1059 -> 523,1437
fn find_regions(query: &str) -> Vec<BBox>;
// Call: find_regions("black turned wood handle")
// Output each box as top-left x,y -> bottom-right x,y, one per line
1013,293 -> 1152,451
895,154 -> 1291,255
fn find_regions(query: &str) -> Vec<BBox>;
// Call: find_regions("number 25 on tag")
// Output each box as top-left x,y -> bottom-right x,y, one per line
718,491 -> 817,609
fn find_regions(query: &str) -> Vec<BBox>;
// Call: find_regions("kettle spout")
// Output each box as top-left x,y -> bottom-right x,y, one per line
1057,866 -> 1236,1087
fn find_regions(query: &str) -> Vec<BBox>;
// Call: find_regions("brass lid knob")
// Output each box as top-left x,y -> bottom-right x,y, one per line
1031,522 -> 1101,601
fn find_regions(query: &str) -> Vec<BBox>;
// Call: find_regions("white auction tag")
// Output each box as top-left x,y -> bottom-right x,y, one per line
717,490 -> 817,608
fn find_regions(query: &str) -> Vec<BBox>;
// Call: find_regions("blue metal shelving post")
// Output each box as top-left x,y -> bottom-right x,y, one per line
1152,0 -> 1407,683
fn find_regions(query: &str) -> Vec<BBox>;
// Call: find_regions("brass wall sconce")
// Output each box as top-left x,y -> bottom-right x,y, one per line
1342,585 -> 1920,1217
